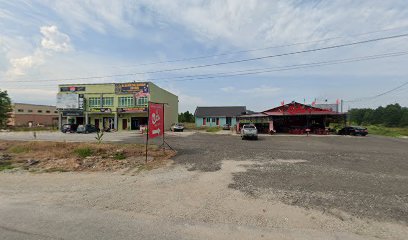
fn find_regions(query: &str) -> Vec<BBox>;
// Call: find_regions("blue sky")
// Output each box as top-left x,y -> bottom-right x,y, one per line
1,0 -> 408,112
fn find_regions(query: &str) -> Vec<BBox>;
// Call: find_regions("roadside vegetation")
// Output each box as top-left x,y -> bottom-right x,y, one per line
348,104 -> 408,137
0,141 -> 175,172
0,90 -> 12,129
205,127 -> 222,133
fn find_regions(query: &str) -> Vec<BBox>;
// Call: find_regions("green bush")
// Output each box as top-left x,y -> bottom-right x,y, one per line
74,147 -> 94,158
114,152 -> 126,160
206,127 -> 221,133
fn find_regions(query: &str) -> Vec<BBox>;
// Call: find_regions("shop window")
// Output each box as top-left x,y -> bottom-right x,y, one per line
54,111 -> 58,113
88,97 -> 101,107
119,97 -> 133,107
212,118 -> 215,122
102,97 -> 114,106
17,109 -> 24,112
46,110 -> 51,113
28,110 -> 33,113
37,110 -> 43,113
136,96 -> 148,106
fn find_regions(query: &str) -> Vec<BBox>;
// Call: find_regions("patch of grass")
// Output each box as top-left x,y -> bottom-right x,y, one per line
73,147 -> 94,158
364,125 -> 408,138
43,168 -> 69,173
8,145 -> 29,154
0,164 -> 15,171
206,127 -> 221,133
114,152 -> 126,160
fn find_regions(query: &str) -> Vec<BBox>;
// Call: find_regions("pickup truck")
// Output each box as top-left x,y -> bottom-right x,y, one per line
241,124 -> 258,140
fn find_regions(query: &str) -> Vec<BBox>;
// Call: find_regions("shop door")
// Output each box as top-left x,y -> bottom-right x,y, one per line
122,119 -> 128,130
103,117 -> 114,130
216,118 -> 219,126
76,117 -> 84,125
95,119 -> 100,129
226,117 -> 231,125
131,117 -> 139,130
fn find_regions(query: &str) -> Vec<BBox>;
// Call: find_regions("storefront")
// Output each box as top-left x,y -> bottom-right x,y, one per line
57,82 -> 178,131
238,102 -> 346,134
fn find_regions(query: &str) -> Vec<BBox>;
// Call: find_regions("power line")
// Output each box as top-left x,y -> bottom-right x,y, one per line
4,32 -> 408,84
111,25 -> 408,68
345,80 -> 408,103
7,50 -> 408,87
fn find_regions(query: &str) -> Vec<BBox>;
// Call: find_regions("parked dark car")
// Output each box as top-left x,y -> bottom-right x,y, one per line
76,124 -> 100,134
338,126 -> 368,136
222,124 -> 231,130
61,124 -> 78,133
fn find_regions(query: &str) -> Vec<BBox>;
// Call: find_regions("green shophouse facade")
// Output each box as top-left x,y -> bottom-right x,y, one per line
57,82 -> 178,131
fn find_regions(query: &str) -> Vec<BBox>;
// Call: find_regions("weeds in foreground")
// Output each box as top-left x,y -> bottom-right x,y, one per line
114,152 -> 126,160
74,147 -> 94,158
95,131 -> 104,144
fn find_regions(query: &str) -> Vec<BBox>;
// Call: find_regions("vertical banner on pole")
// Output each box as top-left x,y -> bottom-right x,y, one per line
148,103 -> 164,139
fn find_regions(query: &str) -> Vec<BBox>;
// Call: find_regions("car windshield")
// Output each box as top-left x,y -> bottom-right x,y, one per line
77,125 -> 85,130
244,125 -> 255,129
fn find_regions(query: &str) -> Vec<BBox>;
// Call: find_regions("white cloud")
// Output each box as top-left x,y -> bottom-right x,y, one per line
220,86 -> 235,92
40,25 -> 72,52
5,25 -> 72,78
221,85 -> 280,97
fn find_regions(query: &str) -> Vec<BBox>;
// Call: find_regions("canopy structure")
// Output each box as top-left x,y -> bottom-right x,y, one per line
238,102 -> 346,134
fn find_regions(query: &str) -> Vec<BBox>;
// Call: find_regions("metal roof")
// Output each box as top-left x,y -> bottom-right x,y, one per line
194,106 -> 246,117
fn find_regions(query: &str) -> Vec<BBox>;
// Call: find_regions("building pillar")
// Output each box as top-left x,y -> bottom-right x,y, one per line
85,112 -> 89,124
58,112 -> 62,130
114,112 -> 118,130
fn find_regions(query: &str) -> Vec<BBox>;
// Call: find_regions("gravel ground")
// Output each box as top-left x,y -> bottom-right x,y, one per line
0,131 -> 407,239
153,133 -> 408,224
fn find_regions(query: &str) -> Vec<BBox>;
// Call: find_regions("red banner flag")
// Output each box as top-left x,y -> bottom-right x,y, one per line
148,103 -> 164,139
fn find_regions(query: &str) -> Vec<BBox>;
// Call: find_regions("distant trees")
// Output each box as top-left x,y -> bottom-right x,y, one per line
349,104 -> 408,127
178,111 -> 194,123
0,90 -> 12,128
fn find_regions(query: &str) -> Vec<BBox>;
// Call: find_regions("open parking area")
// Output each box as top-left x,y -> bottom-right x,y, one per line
0,131 -> 407,239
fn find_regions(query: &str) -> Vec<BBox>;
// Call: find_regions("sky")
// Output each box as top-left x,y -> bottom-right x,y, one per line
1,0 -> 408,112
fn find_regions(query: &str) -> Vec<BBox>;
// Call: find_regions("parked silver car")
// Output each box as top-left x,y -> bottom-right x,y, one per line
241,124 -> 258,140
171,123 -> 184,132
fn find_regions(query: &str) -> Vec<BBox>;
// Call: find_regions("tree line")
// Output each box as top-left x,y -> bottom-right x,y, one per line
0,90 -> 12,128
178,111 -> 194,123
349,103 -> 408,127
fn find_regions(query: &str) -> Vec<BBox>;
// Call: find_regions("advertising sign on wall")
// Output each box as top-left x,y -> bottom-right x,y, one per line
56,93 -> 80,109
117,107 -> 147,113
148,103 -> 164,139
90,108 -> 112,113
115,82 -> 149,94
60,86 -> 86,92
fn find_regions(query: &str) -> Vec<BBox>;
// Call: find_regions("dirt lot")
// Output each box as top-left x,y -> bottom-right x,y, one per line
0,132 -> 407,239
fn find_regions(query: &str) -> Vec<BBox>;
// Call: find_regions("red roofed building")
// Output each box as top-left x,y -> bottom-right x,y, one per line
238,102 -> 346,134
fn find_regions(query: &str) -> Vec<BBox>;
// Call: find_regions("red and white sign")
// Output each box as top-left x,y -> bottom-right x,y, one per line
148,103 -> 164,139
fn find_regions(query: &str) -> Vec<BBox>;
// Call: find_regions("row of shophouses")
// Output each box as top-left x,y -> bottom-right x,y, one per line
56,82 -> 178,131
10,81 -> 345,134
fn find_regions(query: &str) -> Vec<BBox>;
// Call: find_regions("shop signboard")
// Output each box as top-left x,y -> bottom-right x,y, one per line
60,86 -> 86,92
62,110 -> 83,117
90,108 -> 112,113
56,93 -> 80,109
117,107 -> 147,113
148,103 -> 164,139
115,82 -> 149,95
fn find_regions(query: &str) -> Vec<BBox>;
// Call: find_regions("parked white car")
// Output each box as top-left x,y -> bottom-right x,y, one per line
171,123 -> 184,132
241,124 -> 258,140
